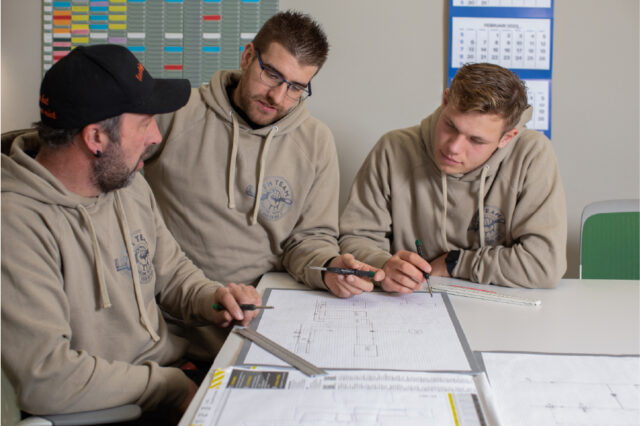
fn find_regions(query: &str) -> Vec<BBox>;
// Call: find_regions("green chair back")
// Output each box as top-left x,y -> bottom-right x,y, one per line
581,209 -> 640,279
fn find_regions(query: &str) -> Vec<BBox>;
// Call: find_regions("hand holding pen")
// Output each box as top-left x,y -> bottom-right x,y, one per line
308,266 -> 376,278
378,250 -> 431,294
210,283 -> 262,328
415,240 -> 433,297
309,253 -> 384,299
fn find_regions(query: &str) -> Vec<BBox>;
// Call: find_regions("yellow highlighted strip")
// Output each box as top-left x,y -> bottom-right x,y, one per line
448,393 -> 460,426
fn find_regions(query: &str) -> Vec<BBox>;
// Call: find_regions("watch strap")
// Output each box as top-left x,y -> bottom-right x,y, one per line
445,250 -> 461,276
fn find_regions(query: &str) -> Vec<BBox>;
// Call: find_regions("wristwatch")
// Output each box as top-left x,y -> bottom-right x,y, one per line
445,250 -> 460,276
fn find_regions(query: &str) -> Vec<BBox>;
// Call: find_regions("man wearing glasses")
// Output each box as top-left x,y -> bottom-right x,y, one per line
144,11 -> 381,357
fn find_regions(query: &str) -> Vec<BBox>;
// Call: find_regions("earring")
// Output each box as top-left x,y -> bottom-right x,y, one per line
95,150 -> 102,158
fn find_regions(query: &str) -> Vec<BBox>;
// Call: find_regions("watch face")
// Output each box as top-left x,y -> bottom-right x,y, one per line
446,250 -> 460,263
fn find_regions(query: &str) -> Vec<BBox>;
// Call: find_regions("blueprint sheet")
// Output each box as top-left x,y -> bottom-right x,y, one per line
239,289 -> 477,372
191,368 -> 497,426
482,352 -> 640,425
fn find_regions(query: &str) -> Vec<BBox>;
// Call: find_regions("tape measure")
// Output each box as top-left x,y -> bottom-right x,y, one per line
431,283 -> 541,307
234,327 -> 327,377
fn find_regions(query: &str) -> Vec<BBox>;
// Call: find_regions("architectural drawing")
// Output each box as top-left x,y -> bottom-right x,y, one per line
483,352 -> 640,425
241,290 -> 474,372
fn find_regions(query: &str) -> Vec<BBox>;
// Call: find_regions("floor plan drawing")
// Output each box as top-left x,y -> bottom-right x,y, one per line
240,290 -> 475,372
482,352 -> 640,425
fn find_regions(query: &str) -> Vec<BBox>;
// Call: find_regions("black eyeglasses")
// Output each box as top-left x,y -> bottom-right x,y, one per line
255,48 -> 312,101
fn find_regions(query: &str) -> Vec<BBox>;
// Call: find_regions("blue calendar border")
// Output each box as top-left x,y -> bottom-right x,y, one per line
449,1 -> 553,19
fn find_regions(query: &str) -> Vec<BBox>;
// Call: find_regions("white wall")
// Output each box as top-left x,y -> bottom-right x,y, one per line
1,0 -> 42,131
2,0 -> 639,279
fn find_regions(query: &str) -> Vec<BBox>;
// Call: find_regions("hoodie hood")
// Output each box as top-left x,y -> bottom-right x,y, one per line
2,131 -> 99,208
198,70 -> 312,224
419,106 -> 534,249
2,132 -> 160,342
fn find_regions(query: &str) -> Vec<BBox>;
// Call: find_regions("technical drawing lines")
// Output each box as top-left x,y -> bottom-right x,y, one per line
242,290 -> 473,371
483,352 -> 640,426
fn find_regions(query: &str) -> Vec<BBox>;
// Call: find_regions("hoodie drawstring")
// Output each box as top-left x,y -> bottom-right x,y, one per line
227,113 -> 278,225
251,126 -> 278,225
439,165 -> 490,250
115,192 -> 160,342
440,173 -> 449,251
478,166 -> 489,247
227,112 -> 239,209
77,205 -> 112,309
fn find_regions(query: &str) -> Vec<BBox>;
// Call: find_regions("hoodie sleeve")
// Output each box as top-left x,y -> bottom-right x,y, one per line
0,201 -> 190,415
453,135 -> 567,288
339,136 -> 395,269
282,125 -> 341,290
144,181 -> 223,323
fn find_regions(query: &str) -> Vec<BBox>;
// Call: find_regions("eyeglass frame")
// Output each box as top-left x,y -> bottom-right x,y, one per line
254,48 -> 312,101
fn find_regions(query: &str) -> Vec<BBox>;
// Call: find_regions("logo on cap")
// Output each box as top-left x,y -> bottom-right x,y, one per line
136,62 -> 145,82
40,94 -> 56,119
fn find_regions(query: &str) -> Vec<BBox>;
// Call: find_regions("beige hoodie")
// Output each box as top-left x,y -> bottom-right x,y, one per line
340,107 -> 567,288
1,132 -> 222,415
144,70 -> 340,289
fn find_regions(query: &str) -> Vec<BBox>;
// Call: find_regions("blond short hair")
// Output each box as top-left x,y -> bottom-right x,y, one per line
448,63 -> 529,132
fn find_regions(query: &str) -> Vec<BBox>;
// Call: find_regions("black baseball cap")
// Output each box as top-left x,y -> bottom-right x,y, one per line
39,44 -> 190,129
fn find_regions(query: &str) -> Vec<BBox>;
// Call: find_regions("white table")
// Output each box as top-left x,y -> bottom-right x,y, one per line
179,273 -> 640,425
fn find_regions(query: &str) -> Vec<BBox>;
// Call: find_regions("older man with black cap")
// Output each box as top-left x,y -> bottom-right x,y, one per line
1,44 -> 260,421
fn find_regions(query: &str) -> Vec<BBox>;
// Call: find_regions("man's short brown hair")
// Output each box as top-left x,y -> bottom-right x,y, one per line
448,63 -> 529,132
252,10 -> 329,70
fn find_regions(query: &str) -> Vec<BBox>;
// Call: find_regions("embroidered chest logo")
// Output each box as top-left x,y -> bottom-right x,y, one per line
114,230 -> 154,284
468,205 -> 506,246
245,176 -> 294,221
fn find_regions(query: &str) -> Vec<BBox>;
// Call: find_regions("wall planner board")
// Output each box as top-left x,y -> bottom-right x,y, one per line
42,0 -> 278,88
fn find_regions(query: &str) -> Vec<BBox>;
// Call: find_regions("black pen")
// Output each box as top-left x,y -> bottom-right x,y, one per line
308,265 -> 375,278
415,239 -> 433,297
212,304 -> 274,311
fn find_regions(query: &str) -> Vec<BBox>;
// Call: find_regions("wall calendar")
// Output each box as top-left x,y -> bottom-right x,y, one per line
449,0 -> 554,138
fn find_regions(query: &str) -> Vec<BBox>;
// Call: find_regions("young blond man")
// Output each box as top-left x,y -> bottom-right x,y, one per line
340,63 -> 567,291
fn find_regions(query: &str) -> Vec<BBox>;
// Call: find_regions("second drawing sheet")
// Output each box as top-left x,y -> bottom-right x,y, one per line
238,289 -> 478,372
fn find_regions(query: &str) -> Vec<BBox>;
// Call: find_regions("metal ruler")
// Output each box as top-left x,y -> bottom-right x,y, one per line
431,283 -> 541,306
234,327 -> 327,377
